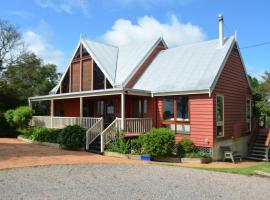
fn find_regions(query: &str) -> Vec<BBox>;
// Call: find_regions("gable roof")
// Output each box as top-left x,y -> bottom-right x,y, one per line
133,36 -> 236,94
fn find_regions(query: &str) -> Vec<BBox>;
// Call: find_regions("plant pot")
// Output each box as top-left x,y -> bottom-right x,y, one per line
181,157 -> 212,164
140,155 -> 151,161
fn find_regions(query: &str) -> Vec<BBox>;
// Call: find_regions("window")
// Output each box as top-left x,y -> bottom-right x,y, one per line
162,96 -> 190,134
97,100 -> 104,116
246,98 -> 252,132
74,47 -> 80,59
143,100 -> 147,117
93,62 -> 105,90
163,97 -> 174,121
216,95 -> 224,137
133,100 -> 142,118
176,96 -> 189,121
82,45 -> 90,57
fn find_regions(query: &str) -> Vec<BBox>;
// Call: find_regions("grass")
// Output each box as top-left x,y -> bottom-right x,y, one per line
150,162 -> 270,176
191,162 -> 270,176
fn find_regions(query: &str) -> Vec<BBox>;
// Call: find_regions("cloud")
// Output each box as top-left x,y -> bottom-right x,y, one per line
8,11 -> 32,19
23,31 -> 66,70
111,0 -> 193,9
100,15 -> 206,47
35,0 -> 89,16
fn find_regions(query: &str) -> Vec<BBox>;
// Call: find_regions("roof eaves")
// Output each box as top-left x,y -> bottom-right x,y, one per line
152,89 -> 209,97
121,37 -> 164,87
208,36 -> 236,95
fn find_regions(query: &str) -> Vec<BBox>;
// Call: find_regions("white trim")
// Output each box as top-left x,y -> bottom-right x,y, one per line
209,37 -> 235,95
209,38 -> 252,95
153,89 -> 209,97
216,94 -> 224,138
29,88 -> 152,101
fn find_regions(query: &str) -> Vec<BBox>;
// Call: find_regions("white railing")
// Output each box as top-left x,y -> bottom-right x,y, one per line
124,118 -> 152,134
31,116 -> 101,129
86,117 -> 103,150
100,118 -> 121,152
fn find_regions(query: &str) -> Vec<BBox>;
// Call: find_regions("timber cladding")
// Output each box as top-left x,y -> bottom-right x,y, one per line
82,59 -> 92,91
71,61 -> 80,92
213,45 -> 251,139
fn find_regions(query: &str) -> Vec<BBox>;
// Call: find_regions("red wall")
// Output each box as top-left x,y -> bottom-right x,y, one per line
156,95 -> 214,147
54,98 -> 80,117
213,45 -> 251,139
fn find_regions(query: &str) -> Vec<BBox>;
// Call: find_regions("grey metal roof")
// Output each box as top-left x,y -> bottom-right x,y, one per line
133,37 -> 235,93
49,36 -> 237,96
82,39 -> 118,84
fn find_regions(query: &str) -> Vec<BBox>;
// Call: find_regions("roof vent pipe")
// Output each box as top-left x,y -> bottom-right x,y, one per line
218,14 -> 224,47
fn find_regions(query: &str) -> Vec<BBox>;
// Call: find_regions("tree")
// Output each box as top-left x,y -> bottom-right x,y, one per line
0,19 -> 24,74
257,71 -> 270,115
5,53 -> 61,104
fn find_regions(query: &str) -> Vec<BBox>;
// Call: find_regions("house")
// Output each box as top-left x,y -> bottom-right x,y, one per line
29,15 -> 254,160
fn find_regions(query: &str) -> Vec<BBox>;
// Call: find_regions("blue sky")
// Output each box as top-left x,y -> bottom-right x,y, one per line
0,0 -> 269,79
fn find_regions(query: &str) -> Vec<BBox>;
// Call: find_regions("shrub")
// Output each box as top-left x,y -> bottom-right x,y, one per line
142,128 -> 175,157
46,129 -> 61,143
185,152 -> 210,158
106,132 -> 131,154
130,137 -> 143,155
4,106 -> 34,129
19,128 -> 34,139
58,125 -> 86,149
31,127 -> 51,142
178,138 -> 195,157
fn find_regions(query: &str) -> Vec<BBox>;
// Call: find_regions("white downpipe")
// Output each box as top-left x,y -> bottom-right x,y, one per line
121,93 -> 125,130
101,118 -> 104,153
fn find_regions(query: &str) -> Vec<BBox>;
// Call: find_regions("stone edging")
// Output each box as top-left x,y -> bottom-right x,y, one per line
254,170 -> 270,178
17,135 -> 61,149
104,151 -> 141,160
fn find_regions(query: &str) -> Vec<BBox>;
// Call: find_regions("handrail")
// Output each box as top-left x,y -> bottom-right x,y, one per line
100,118 -> 121,152
265,130 -> 270,147
248,117 -> 259,144
85,117 -> 103,150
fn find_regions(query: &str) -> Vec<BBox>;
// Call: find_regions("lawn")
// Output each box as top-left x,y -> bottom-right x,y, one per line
190,162 -> 270,176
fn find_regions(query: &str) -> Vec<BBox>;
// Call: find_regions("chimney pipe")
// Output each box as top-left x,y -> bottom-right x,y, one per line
218,14 -> 224,47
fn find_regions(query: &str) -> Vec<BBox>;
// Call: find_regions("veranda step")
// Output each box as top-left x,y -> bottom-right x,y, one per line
246,156 -> 267,161
249,153 -> 266,158
252,146 -> 267,150
251,149 -> 266,154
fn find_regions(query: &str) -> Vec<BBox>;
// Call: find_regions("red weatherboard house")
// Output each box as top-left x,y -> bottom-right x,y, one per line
29,16 -> 254,160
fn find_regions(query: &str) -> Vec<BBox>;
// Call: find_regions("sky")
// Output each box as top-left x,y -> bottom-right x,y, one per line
0,0 -> 269,79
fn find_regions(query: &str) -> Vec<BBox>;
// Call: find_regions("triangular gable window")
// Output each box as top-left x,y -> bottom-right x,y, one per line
74,47 -> 80,59
82,45 -> 90,57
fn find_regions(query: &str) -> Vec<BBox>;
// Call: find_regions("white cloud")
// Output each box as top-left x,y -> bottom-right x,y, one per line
111,0 -> 193,9
100,15 -> 206,47
8,11 -> 32,19
23,31 -> 66,70
35,0 -> 89,16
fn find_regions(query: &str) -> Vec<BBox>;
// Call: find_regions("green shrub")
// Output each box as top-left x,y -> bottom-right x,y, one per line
106,132 -> 131,154
142,128 -> 175,157
58,125 -> 86,149
178,138 -> 195,157
4,110 -> 15,127
185,152 -> 210,158
46,129 -> 61,143
30,127 -> 51,142
19,128 -> 34,139
130,137 -> 143,155
4,106 -> 34,129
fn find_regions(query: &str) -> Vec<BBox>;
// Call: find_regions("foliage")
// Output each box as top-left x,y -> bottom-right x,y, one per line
30,127 -> 51,142
4,106 -> 33,129
185,152 -> 210,158
58,125 -> 86,149
141,128 -> 175,157
177,138 -> 195,157
0,19 -> 24,72
130,137 -> 143,155
106,132 -> 131,154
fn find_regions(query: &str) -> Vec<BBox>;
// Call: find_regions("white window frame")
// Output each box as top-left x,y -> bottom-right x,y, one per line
246,98 -> 252,132
216,94 -> 224,137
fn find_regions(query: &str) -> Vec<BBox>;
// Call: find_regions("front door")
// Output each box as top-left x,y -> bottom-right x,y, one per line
104,100 -> 114,127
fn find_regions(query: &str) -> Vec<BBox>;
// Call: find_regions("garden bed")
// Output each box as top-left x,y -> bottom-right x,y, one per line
181,157 -> 212,164
104,151 -> 141,160
18,135 -> 60,149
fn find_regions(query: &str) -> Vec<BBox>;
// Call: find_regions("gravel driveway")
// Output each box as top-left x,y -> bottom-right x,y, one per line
0,164 -> 269,200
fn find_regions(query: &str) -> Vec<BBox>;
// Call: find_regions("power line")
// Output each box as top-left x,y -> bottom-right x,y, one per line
240,40 -> 270,49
